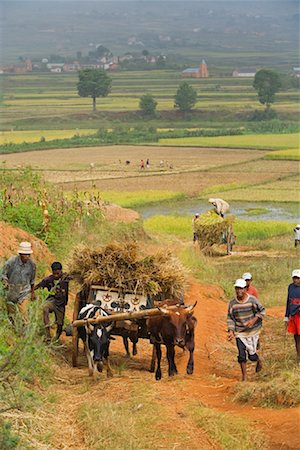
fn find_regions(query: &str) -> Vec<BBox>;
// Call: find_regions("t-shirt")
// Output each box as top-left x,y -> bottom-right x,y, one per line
285,283 -> 300,318
35,273 -> 69,307
246,285 -> 259,298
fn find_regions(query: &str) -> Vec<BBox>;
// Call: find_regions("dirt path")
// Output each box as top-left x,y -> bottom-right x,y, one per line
47,280 -> 300,450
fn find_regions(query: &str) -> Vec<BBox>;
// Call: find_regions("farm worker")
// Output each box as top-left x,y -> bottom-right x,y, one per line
146,158 -> 150,169
140,159 -> 145,169
242,272 -> 259,298
208,198 -> 230,218
1,242 -> 36,325
284,269 -> 300,362
293,225 -> 300,248
192,213 -> 200,244
227,278 -> 265,381
35,261 -> 70,342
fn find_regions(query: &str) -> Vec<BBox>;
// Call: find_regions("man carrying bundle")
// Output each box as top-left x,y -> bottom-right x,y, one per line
35,261 -> 70,342
192,213 -> 200,244
227,278 -> 265,381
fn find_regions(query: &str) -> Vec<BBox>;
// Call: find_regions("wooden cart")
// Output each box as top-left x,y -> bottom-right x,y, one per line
71,285 -> 152,367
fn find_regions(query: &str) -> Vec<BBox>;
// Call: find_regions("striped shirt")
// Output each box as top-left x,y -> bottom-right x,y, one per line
227,294 -> 265,337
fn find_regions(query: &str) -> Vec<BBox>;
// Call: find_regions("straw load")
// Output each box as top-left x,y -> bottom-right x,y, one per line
68,241 -> 187,298
194,210 -> 235,250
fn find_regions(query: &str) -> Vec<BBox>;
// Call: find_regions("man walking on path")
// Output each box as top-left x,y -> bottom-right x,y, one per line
227,278 -> 265,381
35,261 -> 70,342
1,242 -> 36,324
284,269 -> 300,362
242,272 -> 259,298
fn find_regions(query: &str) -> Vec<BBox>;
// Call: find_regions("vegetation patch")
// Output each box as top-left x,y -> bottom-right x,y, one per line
187,403 -> 266,450
265,148 -> 300,161
0,129 -> 95,145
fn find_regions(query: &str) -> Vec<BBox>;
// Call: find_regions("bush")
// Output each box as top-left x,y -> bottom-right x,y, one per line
0,422 -> 19,449
250,109 -> 277,121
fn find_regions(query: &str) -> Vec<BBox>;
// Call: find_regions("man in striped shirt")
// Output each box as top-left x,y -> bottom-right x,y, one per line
227,278 -> 265,381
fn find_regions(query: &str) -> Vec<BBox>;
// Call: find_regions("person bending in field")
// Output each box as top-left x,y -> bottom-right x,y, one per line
35,261 -> 70,342
284,269 -> 300,362
227,278 -> 265,381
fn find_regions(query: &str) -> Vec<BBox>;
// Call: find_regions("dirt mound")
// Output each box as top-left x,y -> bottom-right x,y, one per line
0,221 -> 54,264
103,203 -> 140,222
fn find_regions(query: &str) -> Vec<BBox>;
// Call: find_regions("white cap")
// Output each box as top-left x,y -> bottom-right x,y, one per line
292,269 -> 300,278
195,213 -> 199,217
18,241 -> 33,254
234,278 -> 247,288
242,272 -> 252,280
296,224 -> 300,228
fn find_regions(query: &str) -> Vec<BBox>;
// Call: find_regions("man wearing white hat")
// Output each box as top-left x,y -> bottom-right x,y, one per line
242,273 -> 259,298
293,225 -> 300,248
284,269 -> 300,362
192,213 -> 200,244
1,242 -> 36,324
227,278 -> 265,381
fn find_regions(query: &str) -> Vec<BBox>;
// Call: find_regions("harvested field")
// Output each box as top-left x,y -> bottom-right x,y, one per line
0,145 -> 265,171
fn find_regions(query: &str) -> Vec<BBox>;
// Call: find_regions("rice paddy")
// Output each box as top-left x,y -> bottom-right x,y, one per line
0,129 -> 95,144
265,148 -> 300,160
159,133 -> 300,150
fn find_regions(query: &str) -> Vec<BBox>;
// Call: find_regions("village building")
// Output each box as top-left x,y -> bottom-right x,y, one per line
232,68 -> 257,77
292,67 -> 300,77
182,59 -> 209,78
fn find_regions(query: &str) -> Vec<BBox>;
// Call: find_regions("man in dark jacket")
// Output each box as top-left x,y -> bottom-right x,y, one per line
35,261 -> 70,342
284,269 -> 300,362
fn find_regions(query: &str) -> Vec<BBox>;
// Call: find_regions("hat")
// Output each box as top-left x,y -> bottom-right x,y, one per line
296,224 -> 300,228
18,241 -> 33,254
292,269 -> 300,278
242,272 -> 252,280
234,278 -> 247,288
195,213 -> 199,217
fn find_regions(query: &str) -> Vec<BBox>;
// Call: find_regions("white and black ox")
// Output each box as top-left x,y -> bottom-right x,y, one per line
77,304 -> 113,378
147,301 -> 197,380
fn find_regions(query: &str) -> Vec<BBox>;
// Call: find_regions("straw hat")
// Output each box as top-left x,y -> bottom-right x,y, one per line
18,241 -> 33,254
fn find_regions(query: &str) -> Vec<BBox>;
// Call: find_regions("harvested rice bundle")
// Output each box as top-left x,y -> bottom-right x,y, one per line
68,241 -> 187,298
194,210 -> 235,250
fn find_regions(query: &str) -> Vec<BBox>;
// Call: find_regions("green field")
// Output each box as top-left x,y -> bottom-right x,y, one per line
265,148 -> 300,160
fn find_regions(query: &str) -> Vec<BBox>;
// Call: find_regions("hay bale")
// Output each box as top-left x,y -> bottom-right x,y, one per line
68,241 -> 187,298
194,210 -> 235,250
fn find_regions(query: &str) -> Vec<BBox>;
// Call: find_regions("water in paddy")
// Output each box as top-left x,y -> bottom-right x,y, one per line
137,199 -> 299,222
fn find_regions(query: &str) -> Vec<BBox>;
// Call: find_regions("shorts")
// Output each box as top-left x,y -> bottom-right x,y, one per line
44,301 -> 65,326
236,338 -> 259,363
287,313 -> 300,335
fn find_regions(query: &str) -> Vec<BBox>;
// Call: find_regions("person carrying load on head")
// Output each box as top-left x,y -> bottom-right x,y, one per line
227,278 -> 265,381
192,213 -> 200,244
208,198 -> 230,218
284,269 -> 300,363
35,261 -> 70,342
294,225 -> 300,248
1,241 -> 36,325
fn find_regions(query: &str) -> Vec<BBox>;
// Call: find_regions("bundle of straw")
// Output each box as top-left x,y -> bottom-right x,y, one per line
194,210 -> 235,250
68,241 -> 187,297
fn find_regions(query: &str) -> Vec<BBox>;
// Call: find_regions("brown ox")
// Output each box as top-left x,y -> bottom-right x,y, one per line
147,302 -> 197,380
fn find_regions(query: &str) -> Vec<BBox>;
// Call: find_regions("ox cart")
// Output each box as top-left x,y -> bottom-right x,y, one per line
72,284 -> 160,367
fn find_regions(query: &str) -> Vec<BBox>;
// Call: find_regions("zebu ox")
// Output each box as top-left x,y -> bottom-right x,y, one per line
147,302 -> 197,380
77,304 -> 113,378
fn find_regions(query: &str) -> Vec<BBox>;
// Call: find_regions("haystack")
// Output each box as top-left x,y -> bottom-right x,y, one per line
194,210 -> 235,250
68,241 -> 187,298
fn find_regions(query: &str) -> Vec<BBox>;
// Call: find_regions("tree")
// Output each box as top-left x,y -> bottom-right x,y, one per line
139,94 -> 157,116
253,69 -> 281,110
174,82 -> 197,113
77,69 -> 112,112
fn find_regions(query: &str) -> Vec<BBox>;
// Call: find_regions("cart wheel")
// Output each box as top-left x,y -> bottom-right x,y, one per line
72,327 -> 79,367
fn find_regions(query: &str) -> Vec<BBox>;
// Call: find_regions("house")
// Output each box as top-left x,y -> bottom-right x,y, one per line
232,68 -> 257,77
182,59 -> 209,78
292,67 -> 300,77
46,63 -> 64,73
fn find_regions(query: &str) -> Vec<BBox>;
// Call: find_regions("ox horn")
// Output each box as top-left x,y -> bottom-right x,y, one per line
158,306 -> 170,315
184,301 -> 197,312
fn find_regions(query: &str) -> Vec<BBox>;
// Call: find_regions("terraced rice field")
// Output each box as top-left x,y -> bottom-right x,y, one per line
0,129 -> 95,144
159,133 -> 300,150
265,148 -> 300,160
